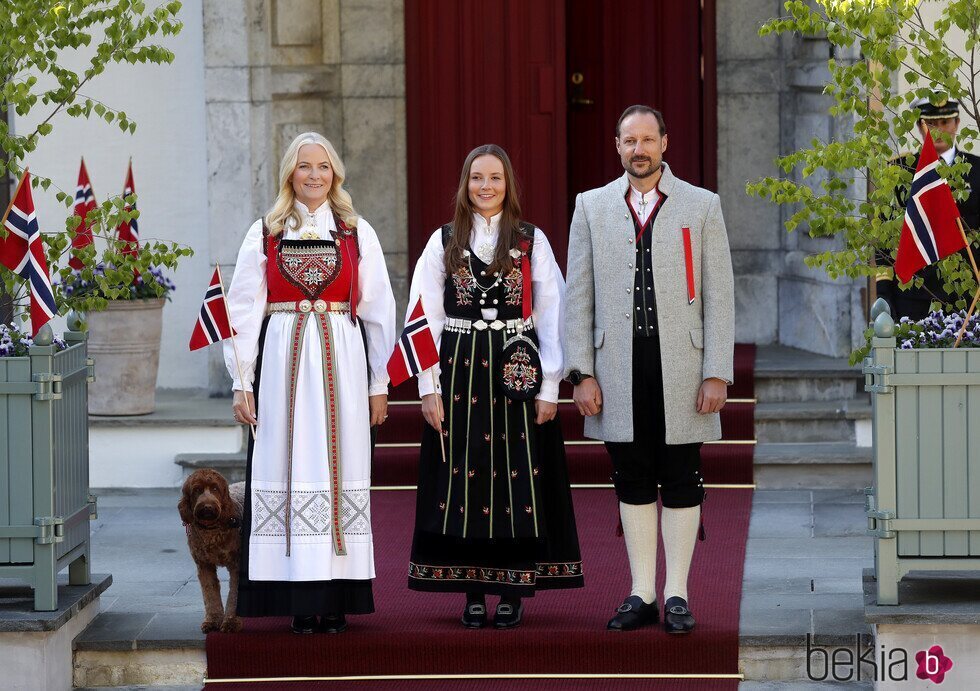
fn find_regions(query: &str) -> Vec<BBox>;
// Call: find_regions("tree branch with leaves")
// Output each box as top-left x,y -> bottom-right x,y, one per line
747,0 -> 980,325
0,0 -> 193,322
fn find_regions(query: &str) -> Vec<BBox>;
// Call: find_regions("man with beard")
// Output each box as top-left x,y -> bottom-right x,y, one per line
563,105 -> 734,633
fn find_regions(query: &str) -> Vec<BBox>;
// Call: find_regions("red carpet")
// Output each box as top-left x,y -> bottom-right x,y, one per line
208,680 -> 736,690
205,345 -> 756,688
205,488 -> 750,686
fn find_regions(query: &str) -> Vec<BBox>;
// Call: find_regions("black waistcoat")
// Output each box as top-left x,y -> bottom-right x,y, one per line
627,190 -> 667,337
441,223 -> 534,320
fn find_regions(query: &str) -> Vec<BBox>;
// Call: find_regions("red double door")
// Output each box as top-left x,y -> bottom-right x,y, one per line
406,0 -> 716,269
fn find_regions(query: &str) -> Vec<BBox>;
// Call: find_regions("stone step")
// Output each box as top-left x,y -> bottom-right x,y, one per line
755,442 -> 872,490
755,399 -> 871,445
175,452 -> 247,483
755,345 -> 866,403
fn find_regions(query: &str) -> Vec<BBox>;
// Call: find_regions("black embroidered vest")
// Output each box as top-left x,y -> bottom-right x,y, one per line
627,191 -> 666,337
441,222 -> 534,320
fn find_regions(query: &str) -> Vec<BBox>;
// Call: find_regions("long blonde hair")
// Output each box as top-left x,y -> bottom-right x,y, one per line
265,132 -> 359,235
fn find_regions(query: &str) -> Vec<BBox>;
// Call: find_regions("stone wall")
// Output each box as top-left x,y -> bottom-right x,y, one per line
716,0 -> 867,357
203,0 -> 407,393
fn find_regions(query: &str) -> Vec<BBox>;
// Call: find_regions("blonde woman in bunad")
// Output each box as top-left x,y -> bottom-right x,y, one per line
406,144 -> 584,629
225,132 -> 396,635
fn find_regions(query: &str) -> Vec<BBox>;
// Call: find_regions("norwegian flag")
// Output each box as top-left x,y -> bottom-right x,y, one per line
0,170 -> 57,336
387,297 -> 439,388
69,158 -> 97,270
189,267 -> 237,351
116,160 -> 139,259
894,131 -> 966,283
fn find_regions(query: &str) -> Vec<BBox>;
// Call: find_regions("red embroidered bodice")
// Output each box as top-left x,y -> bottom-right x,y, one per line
264,221 -> 360,317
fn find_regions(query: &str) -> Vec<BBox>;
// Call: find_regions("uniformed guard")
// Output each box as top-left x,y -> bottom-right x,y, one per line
876,97 -> 980,320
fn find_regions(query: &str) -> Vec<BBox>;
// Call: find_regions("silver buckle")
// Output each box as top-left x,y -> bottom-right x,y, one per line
313,299 -> 327,313
490,320 -> 505,331
473,320 -> 488,331
298,299 -> 313,313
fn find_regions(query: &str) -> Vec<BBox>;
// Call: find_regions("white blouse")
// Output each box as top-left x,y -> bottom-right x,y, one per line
407,213 -> 565,404
223,202 -> 397,396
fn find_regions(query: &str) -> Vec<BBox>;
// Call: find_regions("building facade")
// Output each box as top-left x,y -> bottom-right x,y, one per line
12,0 -> 871,394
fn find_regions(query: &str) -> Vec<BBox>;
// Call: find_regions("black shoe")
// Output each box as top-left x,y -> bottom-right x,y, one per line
607,595 -> 659,631
663,596 -> 696,634
318,613 -> 348,634
493,600 -> 523,629
461,601 -> 488,628
291,615 -> 317,634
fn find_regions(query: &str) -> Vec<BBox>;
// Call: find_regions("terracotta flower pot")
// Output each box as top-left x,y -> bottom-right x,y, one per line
86,298 -> 165,415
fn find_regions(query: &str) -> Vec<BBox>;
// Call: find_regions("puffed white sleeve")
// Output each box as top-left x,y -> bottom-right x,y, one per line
355,219 -> 397,396
407,229 -> 447,398
530,227 -> 565,404
224,219 -> 267,392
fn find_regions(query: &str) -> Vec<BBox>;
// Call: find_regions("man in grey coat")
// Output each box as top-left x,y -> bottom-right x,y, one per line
563,105 -> 734,633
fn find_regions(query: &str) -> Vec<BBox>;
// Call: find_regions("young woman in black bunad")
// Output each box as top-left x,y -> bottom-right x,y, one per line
405,144 -> 583,628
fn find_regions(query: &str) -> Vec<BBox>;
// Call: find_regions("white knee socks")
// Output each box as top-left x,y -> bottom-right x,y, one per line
662,505 -> 700,602
619,501 -> 658,604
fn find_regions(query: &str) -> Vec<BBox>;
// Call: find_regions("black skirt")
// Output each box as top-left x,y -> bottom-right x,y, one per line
408,327 -> 584,597
236,317 -> 374,617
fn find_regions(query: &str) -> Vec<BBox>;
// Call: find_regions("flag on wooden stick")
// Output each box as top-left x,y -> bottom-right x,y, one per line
387,296 -> 439,388
189,267 -> 236,350
894,131 -> 967,283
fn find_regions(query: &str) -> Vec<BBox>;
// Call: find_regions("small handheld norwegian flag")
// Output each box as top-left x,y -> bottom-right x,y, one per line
387,297 -> 439,388
69,158 -> 97,270
0,170 -> 57,336
189,266 -> 237,350
894,130 -> 967,284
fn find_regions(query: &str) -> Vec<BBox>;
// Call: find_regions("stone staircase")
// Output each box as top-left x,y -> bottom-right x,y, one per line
752,345 -> 872,489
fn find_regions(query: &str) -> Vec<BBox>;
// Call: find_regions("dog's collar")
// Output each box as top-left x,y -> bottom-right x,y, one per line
184,516 -> 241,533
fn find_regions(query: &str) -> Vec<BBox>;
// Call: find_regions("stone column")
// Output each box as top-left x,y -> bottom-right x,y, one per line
717,0 -> 866,357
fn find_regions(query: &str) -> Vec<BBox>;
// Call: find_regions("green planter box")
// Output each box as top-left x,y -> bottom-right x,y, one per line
864,315 -> 980,605
0,330 -> 96,610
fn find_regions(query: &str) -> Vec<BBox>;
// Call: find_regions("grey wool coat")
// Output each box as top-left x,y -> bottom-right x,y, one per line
562,164 -> 735,444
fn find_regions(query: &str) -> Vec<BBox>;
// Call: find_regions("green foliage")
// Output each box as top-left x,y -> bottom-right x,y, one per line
0,1 -> 192,320
747,0 -> 980,310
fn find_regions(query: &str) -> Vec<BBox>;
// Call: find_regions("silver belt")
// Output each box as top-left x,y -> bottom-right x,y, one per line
267,300 -> 350,315
444,315 -> 534,335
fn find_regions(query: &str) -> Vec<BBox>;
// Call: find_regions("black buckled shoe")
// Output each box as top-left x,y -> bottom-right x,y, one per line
493,600 -> 524,629
663,596 -> 696,634
291,615 -> 317,634
607,595 -> 659,631
318,613 -> 348,634
461,601 -> 488,628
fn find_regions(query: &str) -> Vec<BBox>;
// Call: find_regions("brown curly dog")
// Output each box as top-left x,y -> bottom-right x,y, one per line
178,469 -> 245,633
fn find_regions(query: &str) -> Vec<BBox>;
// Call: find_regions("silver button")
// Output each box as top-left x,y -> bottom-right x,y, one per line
628,238 -> 634,244
626,288 -> 631,294
628,263 -> 633,268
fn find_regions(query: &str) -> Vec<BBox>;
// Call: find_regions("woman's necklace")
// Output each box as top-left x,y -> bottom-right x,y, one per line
467,252 -> 502,308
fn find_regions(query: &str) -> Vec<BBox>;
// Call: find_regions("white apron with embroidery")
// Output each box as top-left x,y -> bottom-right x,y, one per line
224,202 -> 396,582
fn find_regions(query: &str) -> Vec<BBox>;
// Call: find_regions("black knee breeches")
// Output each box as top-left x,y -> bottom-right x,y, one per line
603,336 -> 705,508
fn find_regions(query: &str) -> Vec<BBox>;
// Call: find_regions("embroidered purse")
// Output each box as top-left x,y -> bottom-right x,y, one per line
497,331 -> 543,402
